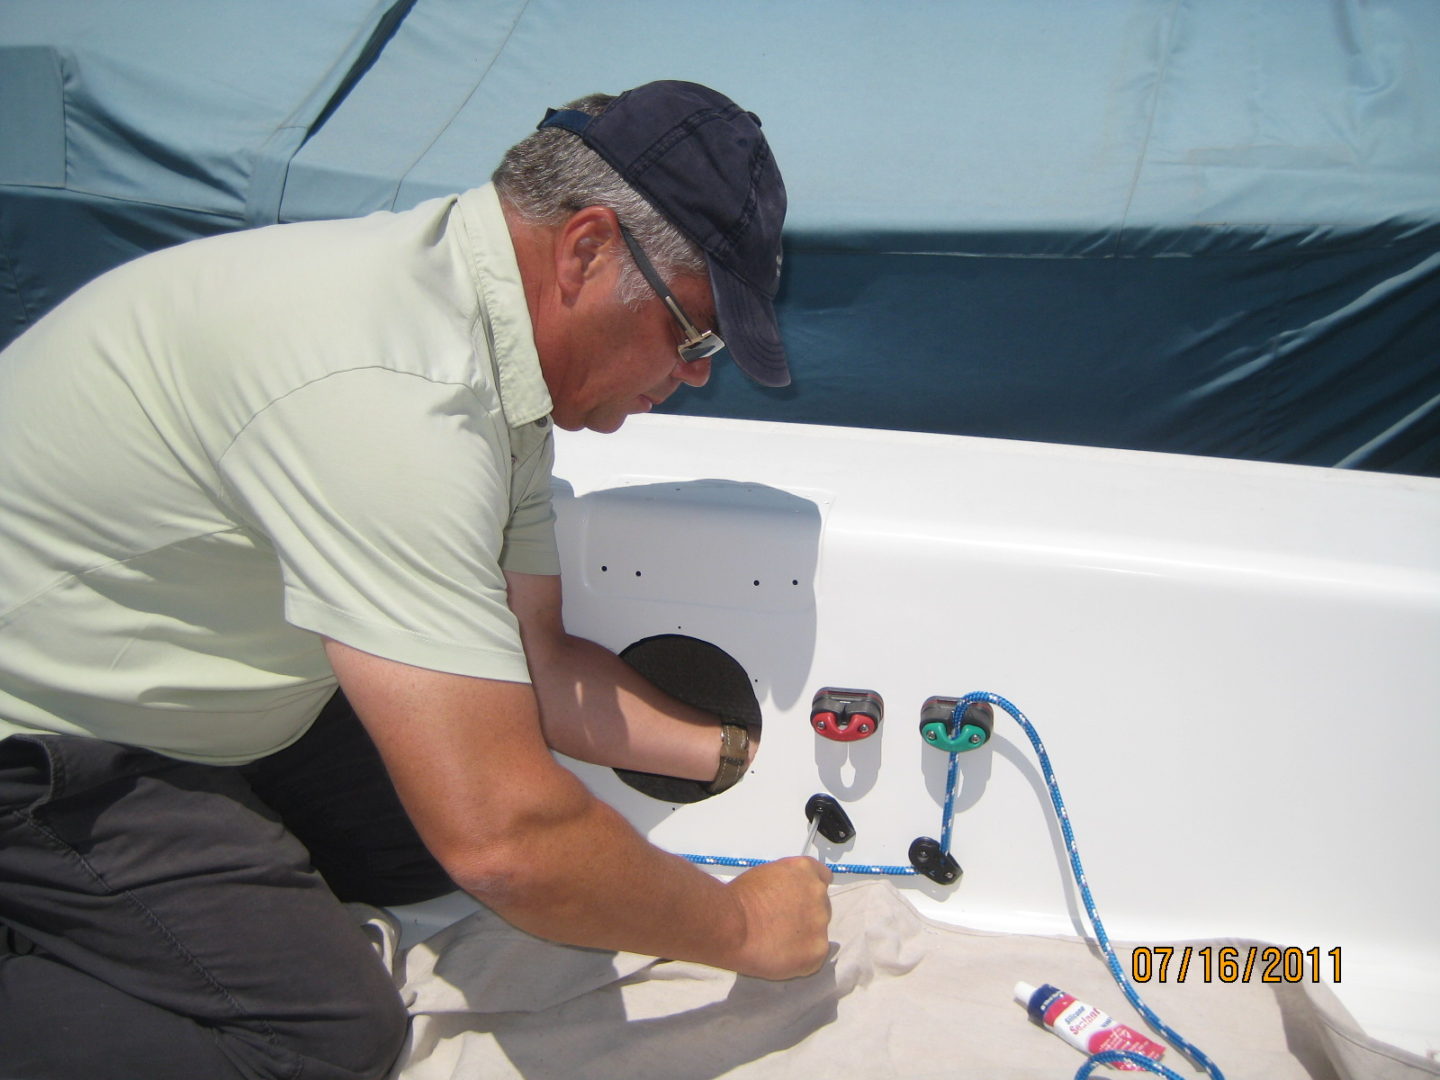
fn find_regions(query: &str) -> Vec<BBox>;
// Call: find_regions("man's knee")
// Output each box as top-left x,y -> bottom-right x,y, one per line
286,976 -> 409,1080
357,985 -> 410,1079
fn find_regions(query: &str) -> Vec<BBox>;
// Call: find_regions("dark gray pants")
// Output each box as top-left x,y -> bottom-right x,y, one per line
0,694 -> 454,1080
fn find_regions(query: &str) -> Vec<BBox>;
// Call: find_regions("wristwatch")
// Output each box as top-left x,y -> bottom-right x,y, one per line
705,719 -> 751,794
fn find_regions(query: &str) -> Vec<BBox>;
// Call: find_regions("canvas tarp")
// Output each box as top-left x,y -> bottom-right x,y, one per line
2,0 -> 1437,473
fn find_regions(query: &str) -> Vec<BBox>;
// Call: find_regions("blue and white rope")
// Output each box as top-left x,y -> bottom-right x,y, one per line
680,690 -> 1225,1080
680,714 -> 972,878
683,852 -> 918,876
951,691 -> 1223,1080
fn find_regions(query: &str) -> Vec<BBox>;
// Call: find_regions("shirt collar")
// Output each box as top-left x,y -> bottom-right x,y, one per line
457,184 -> 553,428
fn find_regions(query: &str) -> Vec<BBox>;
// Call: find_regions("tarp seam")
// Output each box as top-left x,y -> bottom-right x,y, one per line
388,0 -> 533,209
0,183 -> 249,223
307,0 -> 420,142
1112,0 -> 1186,258
777,233 -> 1440,260
245,0 -> 421,227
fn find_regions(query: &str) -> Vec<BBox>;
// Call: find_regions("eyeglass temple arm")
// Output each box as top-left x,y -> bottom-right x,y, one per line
618,227 -> 706,340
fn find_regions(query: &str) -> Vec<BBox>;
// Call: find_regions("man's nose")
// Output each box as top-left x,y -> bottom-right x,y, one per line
674,355 -> 712,388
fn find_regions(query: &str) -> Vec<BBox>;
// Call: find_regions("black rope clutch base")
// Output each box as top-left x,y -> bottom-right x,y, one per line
614,634 -> 762,803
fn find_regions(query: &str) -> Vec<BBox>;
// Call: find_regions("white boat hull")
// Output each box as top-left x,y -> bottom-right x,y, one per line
404,414 -> 1440,1058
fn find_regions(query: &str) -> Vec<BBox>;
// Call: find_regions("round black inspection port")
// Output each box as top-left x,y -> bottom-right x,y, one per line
614,634 -> 761,803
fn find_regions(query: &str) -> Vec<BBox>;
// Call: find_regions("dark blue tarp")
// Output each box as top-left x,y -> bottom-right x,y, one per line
3,0 -> 1438,474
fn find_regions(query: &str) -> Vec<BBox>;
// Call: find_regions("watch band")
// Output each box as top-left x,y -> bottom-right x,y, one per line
705,720 -> 750,794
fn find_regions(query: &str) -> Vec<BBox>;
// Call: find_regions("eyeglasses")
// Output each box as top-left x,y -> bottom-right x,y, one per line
618,226 -> 725,364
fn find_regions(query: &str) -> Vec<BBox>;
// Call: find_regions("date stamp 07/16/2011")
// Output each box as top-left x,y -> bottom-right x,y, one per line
1130,945 -> 1341,984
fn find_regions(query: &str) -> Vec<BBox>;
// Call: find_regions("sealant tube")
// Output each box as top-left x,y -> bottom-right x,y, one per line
1014,981 -> 1165,1071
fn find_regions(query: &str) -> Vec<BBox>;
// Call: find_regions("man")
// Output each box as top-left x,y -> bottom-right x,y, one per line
0,81 -> 832,1080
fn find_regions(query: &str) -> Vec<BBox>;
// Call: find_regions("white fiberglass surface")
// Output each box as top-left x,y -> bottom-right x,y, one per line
542,415 -> 1440,1057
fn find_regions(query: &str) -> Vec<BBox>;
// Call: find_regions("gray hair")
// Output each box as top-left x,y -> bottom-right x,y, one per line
492,93 -> 707,309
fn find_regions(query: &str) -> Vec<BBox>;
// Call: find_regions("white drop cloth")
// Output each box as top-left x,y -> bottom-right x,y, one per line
357,881 -> 1438,1080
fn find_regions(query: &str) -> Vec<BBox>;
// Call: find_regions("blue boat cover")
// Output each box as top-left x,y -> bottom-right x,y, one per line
3,0 -> 1438,474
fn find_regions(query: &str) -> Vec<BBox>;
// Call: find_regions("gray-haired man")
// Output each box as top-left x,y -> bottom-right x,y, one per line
0,81 -> 830,1080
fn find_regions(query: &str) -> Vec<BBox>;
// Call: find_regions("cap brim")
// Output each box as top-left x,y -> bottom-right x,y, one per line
709,255 -> 790,388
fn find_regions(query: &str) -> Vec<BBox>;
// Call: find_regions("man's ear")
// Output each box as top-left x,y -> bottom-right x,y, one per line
554,206 -> 621,303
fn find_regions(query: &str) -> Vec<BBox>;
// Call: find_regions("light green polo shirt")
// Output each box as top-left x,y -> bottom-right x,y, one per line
0,184 -> 558,764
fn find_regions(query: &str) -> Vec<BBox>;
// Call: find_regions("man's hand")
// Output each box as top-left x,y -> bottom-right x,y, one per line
726,856 -> 834,979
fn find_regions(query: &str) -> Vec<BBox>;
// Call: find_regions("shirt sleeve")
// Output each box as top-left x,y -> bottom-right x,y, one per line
500,421 -> 560,576
217,367 -> 533,683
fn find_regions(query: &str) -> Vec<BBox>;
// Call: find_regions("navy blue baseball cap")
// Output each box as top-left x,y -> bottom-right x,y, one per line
538,81 -> 790,387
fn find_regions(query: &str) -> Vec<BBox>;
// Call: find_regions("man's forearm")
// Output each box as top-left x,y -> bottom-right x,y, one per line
454,761 -> 747,964
505,570 -> 756,782
449,759 -> 830,981
527,631 -> 755,781
326,637 -> 829,980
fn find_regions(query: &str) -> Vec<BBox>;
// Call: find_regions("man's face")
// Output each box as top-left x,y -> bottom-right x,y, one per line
547,271 -> 716,434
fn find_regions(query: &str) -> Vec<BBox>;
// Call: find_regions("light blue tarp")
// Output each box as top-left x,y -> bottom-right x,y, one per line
3,0 -> 1438,474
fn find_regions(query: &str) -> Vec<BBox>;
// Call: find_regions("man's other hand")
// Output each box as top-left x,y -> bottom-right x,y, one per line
726,856 -> 834,980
